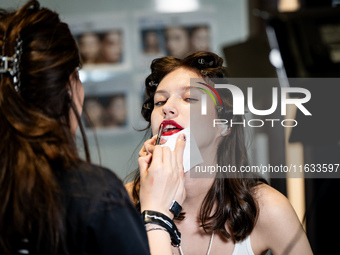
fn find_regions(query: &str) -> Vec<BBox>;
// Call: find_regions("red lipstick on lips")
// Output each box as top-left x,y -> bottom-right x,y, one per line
159,120 -> 184,136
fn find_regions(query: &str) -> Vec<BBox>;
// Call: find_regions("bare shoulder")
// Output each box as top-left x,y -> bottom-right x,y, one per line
251,183 -> 313,255
253,183 -> 299,232
253,183 -> 292,217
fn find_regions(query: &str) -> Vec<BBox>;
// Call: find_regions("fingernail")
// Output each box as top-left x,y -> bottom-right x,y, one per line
180,134 -> 186,141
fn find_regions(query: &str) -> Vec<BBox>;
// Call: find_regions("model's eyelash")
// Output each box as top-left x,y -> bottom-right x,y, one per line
154,100 -> 166,106
154,97 -> 198,105
185,98 -> 198,102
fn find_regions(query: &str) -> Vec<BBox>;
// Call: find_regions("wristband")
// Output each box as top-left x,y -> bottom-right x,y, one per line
141,210 -> 181,247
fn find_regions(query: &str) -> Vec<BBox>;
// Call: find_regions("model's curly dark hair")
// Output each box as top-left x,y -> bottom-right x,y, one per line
141,51 -> 229,124
133,51 -> 267,242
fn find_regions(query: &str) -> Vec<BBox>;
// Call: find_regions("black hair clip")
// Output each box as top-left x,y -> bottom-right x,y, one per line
148,81 -> 158,87
200,70 -> 208,76
143,102 -> 152,110
198,57 -> 215,68
216,106 -> 223,113
198,58 -> 205,65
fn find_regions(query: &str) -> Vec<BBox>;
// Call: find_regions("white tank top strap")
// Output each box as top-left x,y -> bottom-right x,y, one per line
232,235 -> 255,255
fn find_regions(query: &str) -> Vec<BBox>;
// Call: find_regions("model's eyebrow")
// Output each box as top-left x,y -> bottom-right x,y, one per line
155,86 -> 203,95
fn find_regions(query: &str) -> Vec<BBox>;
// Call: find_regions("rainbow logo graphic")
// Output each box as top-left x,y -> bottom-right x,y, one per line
196,82 -> 222,115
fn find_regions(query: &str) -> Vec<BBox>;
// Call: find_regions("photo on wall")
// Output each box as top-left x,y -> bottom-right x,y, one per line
136,10 -> 215,68
65,12 -> 129,71
76,30 -> 123,65
80,74 -> 135,134
140,25 -> 211,58
83,93 -> 127,129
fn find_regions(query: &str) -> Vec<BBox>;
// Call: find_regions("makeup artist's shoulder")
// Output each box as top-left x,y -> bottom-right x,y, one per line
251,183 -> 302,249
125,181 -> 137,204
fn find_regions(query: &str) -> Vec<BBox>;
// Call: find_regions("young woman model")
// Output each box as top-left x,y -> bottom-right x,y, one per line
128,51 -> 313,255
0,1 -> 185,254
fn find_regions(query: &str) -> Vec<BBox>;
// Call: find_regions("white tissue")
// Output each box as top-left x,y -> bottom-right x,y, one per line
159,128 -> 203,173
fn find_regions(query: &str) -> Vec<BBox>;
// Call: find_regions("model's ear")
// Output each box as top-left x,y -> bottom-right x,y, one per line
220,124 -> 231,136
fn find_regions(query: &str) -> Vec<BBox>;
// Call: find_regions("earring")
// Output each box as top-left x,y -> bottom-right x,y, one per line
220,124 -> 229,136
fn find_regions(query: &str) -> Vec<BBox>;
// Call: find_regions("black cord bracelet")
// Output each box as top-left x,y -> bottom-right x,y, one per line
141,210 -> 181,247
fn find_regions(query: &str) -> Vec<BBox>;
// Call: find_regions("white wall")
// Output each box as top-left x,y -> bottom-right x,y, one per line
1,0 -> 249,181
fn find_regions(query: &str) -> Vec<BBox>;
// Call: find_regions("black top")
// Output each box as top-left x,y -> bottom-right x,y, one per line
18,163 -> 150,255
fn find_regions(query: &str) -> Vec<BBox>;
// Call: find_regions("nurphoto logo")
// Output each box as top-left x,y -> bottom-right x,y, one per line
197,82 -> 312,128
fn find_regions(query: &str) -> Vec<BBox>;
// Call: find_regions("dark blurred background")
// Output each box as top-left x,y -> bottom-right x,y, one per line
223,1 -> 340,254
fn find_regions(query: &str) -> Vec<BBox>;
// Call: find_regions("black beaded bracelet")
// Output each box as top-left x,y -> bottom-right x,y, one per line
141,210 -> 181,247
169,200 -> 182,218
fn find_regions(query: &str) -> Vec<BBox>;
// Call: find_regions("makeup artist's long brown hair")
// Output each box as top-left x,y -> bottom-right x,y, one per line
131,51 -> 267,242
0,1 -> 90,254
